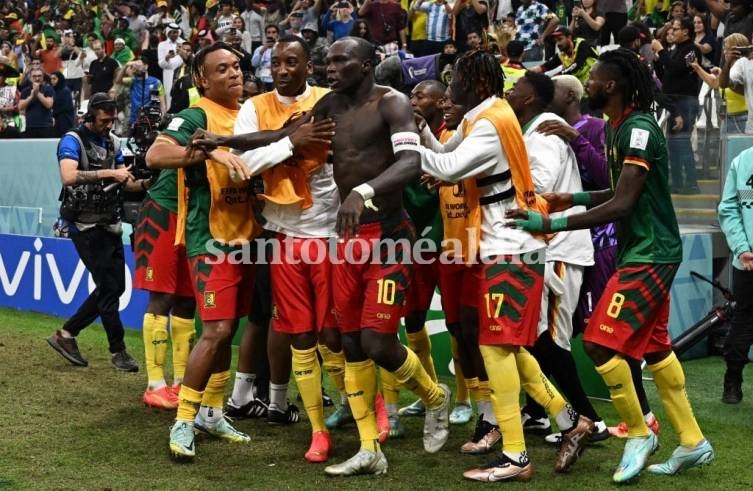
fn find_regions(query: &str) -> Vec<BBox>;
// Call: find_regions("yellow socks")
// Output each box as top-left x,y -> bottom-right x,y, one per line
648,352 -> 704,447
515,348 -> 567,417
391,348 -> 444,409
143,314 -> 169,388
480,345 -> 526,455
319,344 -> 346,396
292,346 -> 326,433
596,355 -> 648,438
451,337 -> 469,402
170,315 -> 195,384
201,370 -> 230,409
176,385 -> 203,422
379,367 -> 400,415
466,377 -> 481,403
345,360 -> 380,451
407,327 -> 438,382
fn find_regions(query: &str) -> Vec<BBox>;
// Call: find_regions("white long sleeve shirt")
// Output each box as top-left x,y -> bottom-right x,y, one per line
234,85 -> 338,238
524,113 -> 594,266
419,96 -> 546,258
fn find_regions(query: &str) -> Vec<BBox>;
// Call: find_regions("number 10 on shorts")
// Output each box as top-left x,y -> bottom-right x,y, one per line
377,278 -> 397,305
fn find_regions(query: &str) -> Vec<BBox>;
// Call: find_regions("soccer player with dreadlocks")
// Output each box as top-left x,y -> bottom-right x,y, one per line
418,49 -> 594,483
508,48 -> 715,482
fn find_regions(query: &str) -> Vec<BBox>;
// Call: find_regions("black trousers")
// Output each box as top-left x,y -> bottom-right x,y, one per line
62,226 -> 126,353
723,267 -> 753,376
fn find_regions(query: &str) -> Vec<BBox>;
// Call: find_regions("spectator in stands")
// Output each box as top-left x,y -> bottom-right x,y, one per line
60,31 -> 84,103
652,16 -> 702,194
302,22 -> 330,87
599,0 -> 629,45
532,26 -> 599,88
724,36 -> 753,134
410,0 -> 452,56
88,40 -> 120,96
241,73 -> 264,102
117,56 -> 166,127
326,1 -> 357,42
358,0 -> 408,54
158,23 -> 185,109
234,16 -> 254,54
656,1 -> 687,42
282,9 -> 306,37
1,40 -> 18,70
241,3 -> 265,53
705,0 -> 753,41
112,38 -> 136,67
351,19 -> 374,43
196,28 -> 215,50
215,0 -> 237,35
502,39 -> 527,91
50,71 -> 75,137
148,0 -> 175,29
515,0 -> 558,62
120,1 -> 149,41
466,30 -> 483,50
112,17 -> 139,53
693,13 -> 719,67
19,67 -> 54,138
168,41 -> 196,114
224,28 -> 254,75
718,33 -> 750,134
252,24 -> 279,91
453,0 -> 489,53
570,0 -> 604,45
0,69 -> 20,138
35,33 -> 62,76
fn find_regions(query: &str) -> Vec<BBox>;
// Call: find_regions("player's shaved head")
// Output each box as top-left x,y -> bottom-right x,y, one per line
333,36 -> 376,65
414,80 -> 447,98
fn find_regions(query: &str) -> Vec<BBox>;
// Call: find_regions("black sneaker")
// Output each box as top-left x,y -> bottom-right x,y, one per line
225,398 -> 269,419
267,403 -> 300,425
111,350 -> 139,372
47,330 -> 88,367
722,379 -> 742,404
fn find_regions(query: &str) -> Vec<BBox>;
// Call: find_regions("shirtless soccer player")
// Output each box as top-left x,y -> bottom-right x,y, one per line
146,43 -> 260,460
508,48 -> 714,483
312,37 -> 451,476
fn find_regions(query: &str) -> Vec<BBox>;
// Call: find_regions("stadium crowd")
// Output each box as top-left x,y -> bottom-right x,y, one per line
14,0 -> 753,484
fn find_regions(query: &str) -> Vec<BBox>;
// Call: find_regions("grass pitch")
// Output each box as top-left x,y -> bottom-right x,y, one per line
0,307 -> 750,490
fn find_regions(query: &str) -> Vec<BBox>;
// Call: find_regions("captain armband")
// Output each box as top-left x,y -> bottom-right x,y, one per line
391,131 -> 421,154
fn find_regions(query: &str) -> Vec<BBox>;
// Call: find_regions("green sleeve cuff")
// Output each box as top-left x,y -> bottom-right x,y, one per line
550,216 -> 568,232
572,192 -> 591,206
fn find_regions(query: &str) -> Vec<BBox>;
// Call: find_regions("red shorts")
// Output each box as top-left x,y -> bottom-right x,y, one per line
333,218 -> 415,334
584,263 -> 677,360
437,260 -> 479,325
478,252 -> 545,347
405,252 -> 439,313
270,234 -> 337,334
188,254 -> 254,322
133,198 -> 193,297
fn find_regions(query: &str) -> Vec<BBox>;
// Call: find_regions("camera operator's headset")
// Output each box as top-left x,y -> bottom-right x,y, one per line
84,92 -> 117,123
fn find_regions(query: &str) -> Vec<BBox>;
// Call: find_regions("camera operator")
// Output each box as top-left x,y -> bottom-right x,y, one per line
47,93 -> 150,372
115,55 -> 166,129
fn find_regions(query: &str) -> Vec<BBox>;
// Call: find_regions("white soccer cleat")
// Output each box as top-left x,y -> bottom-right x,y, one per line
323,448 -> 388,476
423,383 -> 451,453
